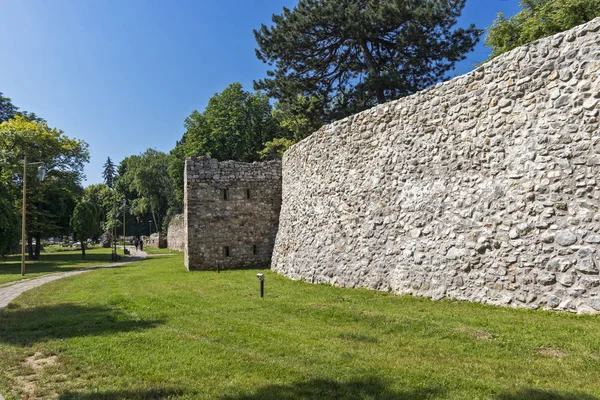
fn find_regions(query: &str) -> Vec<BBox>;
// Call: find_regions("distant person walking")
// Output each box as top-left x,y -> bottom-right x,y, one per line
139,239 -> 144,251
135,238 -> 139,251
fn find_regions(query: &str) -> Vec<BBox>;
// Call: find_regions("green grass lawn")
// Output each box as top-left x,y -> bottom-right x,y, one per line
0,248 -> 118,285
0,251 -> 599,399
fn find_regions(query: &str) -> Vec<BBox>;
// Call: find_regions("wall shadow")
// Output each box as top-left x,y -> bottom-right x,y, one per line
58,388 -> 185,400
0,304 -> 162,346
219,377 -> 444,400
496,389 -> 598,400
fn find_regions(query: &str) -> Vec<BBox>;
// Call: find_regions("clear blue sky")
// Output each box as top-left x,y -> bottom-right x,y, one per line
0,0 -> 521,186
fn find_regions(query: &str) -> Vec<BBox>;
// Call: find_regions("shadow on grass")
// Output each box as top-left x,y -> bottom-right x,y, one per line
0,304 -> 163,346
187,264 -> 271,272
219,377 -> 444,400
58,388 -> 185,399
0,251 -> 113,276
497,389 -> 598,400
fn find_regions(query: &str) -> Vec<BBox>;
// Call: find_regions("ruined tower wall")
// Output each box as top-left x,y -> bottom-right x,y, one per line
167,214 -> 185,252
184,156 -> 282,270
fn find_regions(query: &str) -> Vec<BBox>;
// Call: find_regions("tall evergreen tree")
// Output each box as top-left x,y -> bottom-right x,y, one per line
102,156 -> 116,188
254,0 -> 481,122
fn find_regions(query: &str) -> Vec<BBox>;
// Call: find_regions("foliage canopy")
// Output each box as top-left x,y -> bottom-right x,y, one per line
0,116 -> 89,259
102,157 -> 116,188
254,0 -> 481,122
71,201 -> 103,259
486,0 -> 600,58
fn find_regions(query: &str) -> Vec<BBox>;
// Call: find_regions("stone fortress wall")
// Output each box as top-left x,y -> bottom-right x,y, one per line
167,214 -> 185,252
271,18 -> 600,313
146,232 -> 167,249
184,156 -> 282,270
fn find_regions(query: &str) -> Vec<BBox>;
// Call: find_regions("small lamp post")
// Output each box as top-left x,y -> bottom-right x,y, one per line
21,156 -> 47,276
256,273 -> 265,298
148,220 -> 152,236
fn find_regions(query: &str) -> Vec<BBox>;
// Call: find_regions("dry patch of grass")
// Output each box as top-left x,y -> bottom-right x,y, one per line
6,352 -> 60,398
451,326 -> 495,341
538,347 -> 568,358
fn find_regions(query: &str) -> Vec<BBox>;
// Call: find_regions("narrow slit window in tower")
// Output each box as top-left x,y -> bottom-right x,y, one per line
222,189 -> 229,200
224,246 -> 230,257
253,245 -> 258,255
247,189 -> 251,199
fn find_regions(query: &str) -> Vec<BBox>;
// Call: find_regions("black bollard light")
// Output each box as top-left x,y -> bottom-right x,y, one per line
256,273 -> 264,298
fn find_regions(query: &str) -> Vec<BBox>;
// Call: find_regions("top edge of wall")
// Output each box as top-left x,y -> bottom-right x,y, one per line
284,16 -> 600,157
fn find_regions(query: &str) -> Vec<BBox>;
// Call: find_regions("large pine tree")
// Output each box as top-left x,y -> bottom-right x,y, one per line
102,157 -> 116,188
254,0 -> 481,122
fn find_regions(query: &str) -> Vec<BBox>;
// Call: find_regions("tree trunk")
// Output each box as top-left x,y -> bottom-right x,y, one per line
81,240 -> 86,260
34,233 -> 42,260
152,212 -> 159,234
27,236 -> 34,260
358,38 -> 385,104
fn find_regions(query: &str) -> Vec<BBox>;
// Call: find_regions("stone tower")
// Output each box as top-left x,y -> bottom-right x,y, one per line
184,156 -> 282,270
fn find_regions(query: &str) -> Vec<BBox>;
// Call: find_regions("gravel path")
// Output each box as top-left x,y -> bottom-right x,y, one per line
0,248 -> 146,312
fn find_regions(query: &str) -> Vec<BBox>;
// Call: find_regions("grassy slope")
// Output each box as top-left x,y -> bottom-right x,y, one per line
0,251 -> 599,399
0,248 -> 116,285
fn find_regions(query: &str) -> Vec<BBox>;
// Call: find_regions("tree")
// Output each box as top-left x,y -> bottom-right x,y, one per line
258,137 -> 296,160
0,92 -> 44,124
0,92 -> 18,123
254,0 -> 481,122
486,0 -> 600,58
0,116 -> 89,259
26,171 -> 83,259
71,201 -> 103,259
83,183 -> 114,233
117,149 -> 175,234
183,83 -> 280,163
259,95 -> 326,155
168,137 -> 187,211
168,83 -> 281,208
102,157 -> 116,188
0,182 -> 19,257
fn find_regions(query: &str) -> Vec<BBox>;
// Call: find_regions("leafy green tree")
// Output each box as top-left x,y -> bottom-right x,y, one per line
183,83 -> 279,163
168,83 -> 281,208
83,183 -> 115,232
117,149 -> 175,234
102,157 -> 116,188
486,0 -> 600,58
254,0 -> 481,122
0,116 -> 89,259
259,95 -> 325,156
0,92 -> 44,124
71,201 -> 103,259
26,170 -> 83,258
271,95 -> 324,143
258,137 -> 296,160
84,183 -> 113,206
168,137 -> 187,211
0,92 -> 18,123
0,182 -> 19,257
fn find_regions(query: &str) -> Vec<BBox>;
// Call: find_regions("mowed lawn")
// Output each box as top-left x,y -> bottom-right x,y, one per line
0,247 -> 115,285
1,250 -> 599,400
